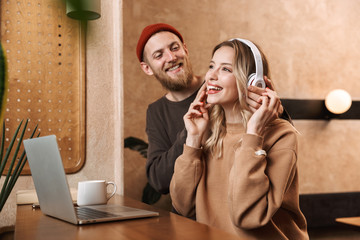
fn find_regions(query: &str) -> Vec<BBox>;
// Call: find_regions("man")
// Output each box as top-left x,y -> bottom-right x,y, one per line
136,23 -> 289,195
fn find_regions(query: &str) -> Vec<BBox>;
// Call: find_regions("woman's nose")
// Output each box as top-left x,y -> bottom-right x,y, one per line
207,69 -> 218,81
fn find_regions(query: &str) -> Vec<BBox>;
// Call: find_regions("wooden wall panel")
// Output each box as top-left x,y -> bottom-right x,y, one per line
0,0 -> 85,174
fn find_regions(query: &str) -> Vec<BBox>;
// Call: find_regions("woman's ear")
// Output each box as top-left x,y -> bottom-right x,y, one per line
140,62 -> 154,76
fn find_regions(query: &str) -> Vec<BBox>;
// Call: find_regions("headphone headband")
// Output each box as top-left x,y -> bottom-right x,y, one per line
228,38 -> 265,88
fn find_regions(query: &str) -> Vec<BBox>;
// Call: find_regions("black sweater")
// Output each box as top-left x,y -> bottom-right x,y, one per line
145,90 -> 197,194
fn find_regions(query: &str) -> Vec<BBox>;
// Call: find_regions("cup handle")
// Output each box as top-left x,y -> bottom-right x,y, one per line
106,181 -> 117,201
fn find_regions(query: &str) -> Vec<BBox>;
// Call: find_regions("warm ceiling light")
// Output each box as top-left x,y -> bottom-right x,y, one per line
325,89 -> 352,114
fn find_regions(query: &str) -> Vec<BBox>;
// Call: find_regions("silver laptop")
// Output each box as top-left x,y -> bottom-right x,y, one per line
23,135 -> 159,225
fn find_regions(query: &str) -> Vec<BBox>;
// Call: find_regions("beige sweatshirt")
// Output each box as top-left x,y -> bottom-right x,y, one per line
170,119 -> 308,240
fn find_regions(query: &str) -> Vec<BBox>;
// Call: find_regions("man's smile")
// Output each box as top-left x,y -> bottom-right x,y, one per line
165,63 -> 183,72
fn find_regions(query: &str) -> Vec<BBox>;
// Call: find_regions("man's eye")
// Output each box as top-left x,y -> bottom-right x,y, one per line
171,46 -> 179,51
154,53 -> 162,59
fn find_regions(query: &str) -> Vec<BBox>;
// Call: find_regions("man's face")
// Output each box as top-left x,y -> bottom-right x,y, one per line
142,31 -> 193,91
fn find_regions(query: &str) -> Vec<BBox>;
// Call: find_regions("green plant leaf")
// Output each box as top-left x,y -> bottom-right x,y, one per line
0,120 -> 39,211
0,120 -> 27,208
0,42 -> 8,126
7,128 -> 39,193
3,126 -> 40,209
0,120 -> 24,179
0,121 -> 5,170
0,41 -> 8,169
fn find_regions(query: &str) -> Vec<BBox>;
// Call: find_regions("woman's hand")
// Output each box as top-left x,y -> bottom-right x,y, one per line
184,90 -> 210,148
247,88 -> 280,136
246,76 -> 284,116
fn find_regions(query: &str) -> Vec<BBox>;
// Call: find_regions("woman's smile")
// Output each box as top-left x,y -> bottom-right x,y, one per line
207,83 -> 223,94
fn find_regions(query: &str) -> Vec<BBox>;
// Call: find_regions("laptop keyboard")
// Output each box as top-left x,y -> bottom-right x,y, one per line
76,207 -> 119,220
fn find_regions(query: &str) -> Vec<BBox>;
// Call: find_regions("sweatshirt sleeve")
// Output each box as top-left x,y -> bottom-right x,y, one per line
170,145 -> 204,218
145,107 -> 187,194
228,131 -> 298,229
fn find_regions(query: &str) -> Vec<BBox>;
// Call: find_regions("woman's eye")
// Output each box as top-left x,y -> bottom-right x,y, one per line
208,64 -> 214,69
222,67 -> 232,72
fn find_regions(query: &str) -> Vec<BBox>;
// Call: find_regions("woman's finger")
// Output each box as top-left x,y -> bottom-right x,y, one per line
264,76 -> 274,90
189,101 -> 203,111
247,92 -> 262,108
263,88 -> 285,117
199,106 -> 209,120
248,105 -> 257,113
194,83 -> 207,102
258,96 -> 269,109
266,90 -> 278,110
248,84 -> 266,96
263,88 -> 281,116
185,110 -> 202,120
247,89 -> 261,102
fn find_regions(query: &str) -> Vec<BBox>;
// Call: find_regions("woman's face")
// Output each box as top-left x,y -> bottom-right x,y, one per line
205,46 -> 238,109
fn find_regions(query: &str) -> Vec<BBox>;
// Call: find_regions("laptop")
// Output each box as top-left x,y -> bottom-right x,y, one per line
23,135 -> 159,225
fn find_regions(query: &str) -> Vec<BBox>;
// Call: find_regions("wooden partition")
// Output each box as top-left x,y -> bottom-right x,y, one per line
0,0 -> 85,174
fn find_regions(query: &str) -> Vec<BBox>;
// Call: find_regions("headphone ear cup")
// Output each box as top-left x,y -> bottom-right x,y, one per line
247,73 -> 256,87
247,73 -> 266,88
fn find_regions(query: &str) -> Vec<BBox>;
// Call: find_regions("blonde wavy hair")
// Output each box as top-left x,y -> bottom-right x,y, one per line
203,39 -> 271,158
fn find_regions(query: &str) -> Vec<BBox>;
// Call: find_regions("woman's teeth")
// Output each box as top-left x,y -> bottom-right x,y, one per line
208,86 -> 222,91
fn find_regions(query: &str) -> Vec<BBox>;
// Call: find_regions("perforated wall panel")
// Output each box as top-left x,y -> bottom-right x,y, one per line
0,0 -> 86,174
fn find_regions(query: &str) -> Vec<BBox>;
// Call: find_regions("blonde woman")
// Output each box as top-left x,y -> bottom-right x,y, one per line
170,39 -> 308,239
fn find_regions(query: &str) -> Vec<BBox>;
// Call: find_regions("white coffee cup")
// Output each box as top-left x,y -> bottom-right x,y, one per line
77,180 -> 117,206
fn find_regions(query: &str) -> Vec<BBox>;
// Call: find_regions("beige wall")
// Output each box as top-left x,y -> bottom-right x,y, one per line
123,0 -> 360,204
0,1 -> 123,227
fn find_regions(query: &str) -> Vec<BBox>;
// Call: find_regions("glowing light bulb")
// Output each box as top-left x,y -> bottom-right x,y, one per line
325,89 -> 352,114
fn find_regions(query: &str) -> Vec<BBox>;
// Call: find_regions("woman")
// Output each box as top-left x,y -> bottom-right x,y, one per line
169,39 -> 308,239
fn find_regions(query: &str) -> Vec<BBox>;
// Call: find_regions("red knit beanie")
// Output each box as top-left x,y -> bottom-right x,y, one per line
136,23 -> 184,62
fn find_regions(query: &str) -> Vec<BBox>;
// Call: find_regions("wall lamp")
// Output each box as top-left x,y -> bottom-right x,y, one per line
66,0 -> 101,20
325,89 -> 352,114
281,89 -> 359,120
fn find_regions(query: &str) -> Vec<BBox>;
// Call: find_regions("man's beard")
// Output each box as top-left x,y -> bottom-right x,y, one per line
152,58 -> 194,92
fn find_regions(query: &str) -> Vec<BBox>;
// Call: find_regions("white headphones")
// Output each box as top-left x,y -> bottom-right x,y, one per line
229,38 -> 266,89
